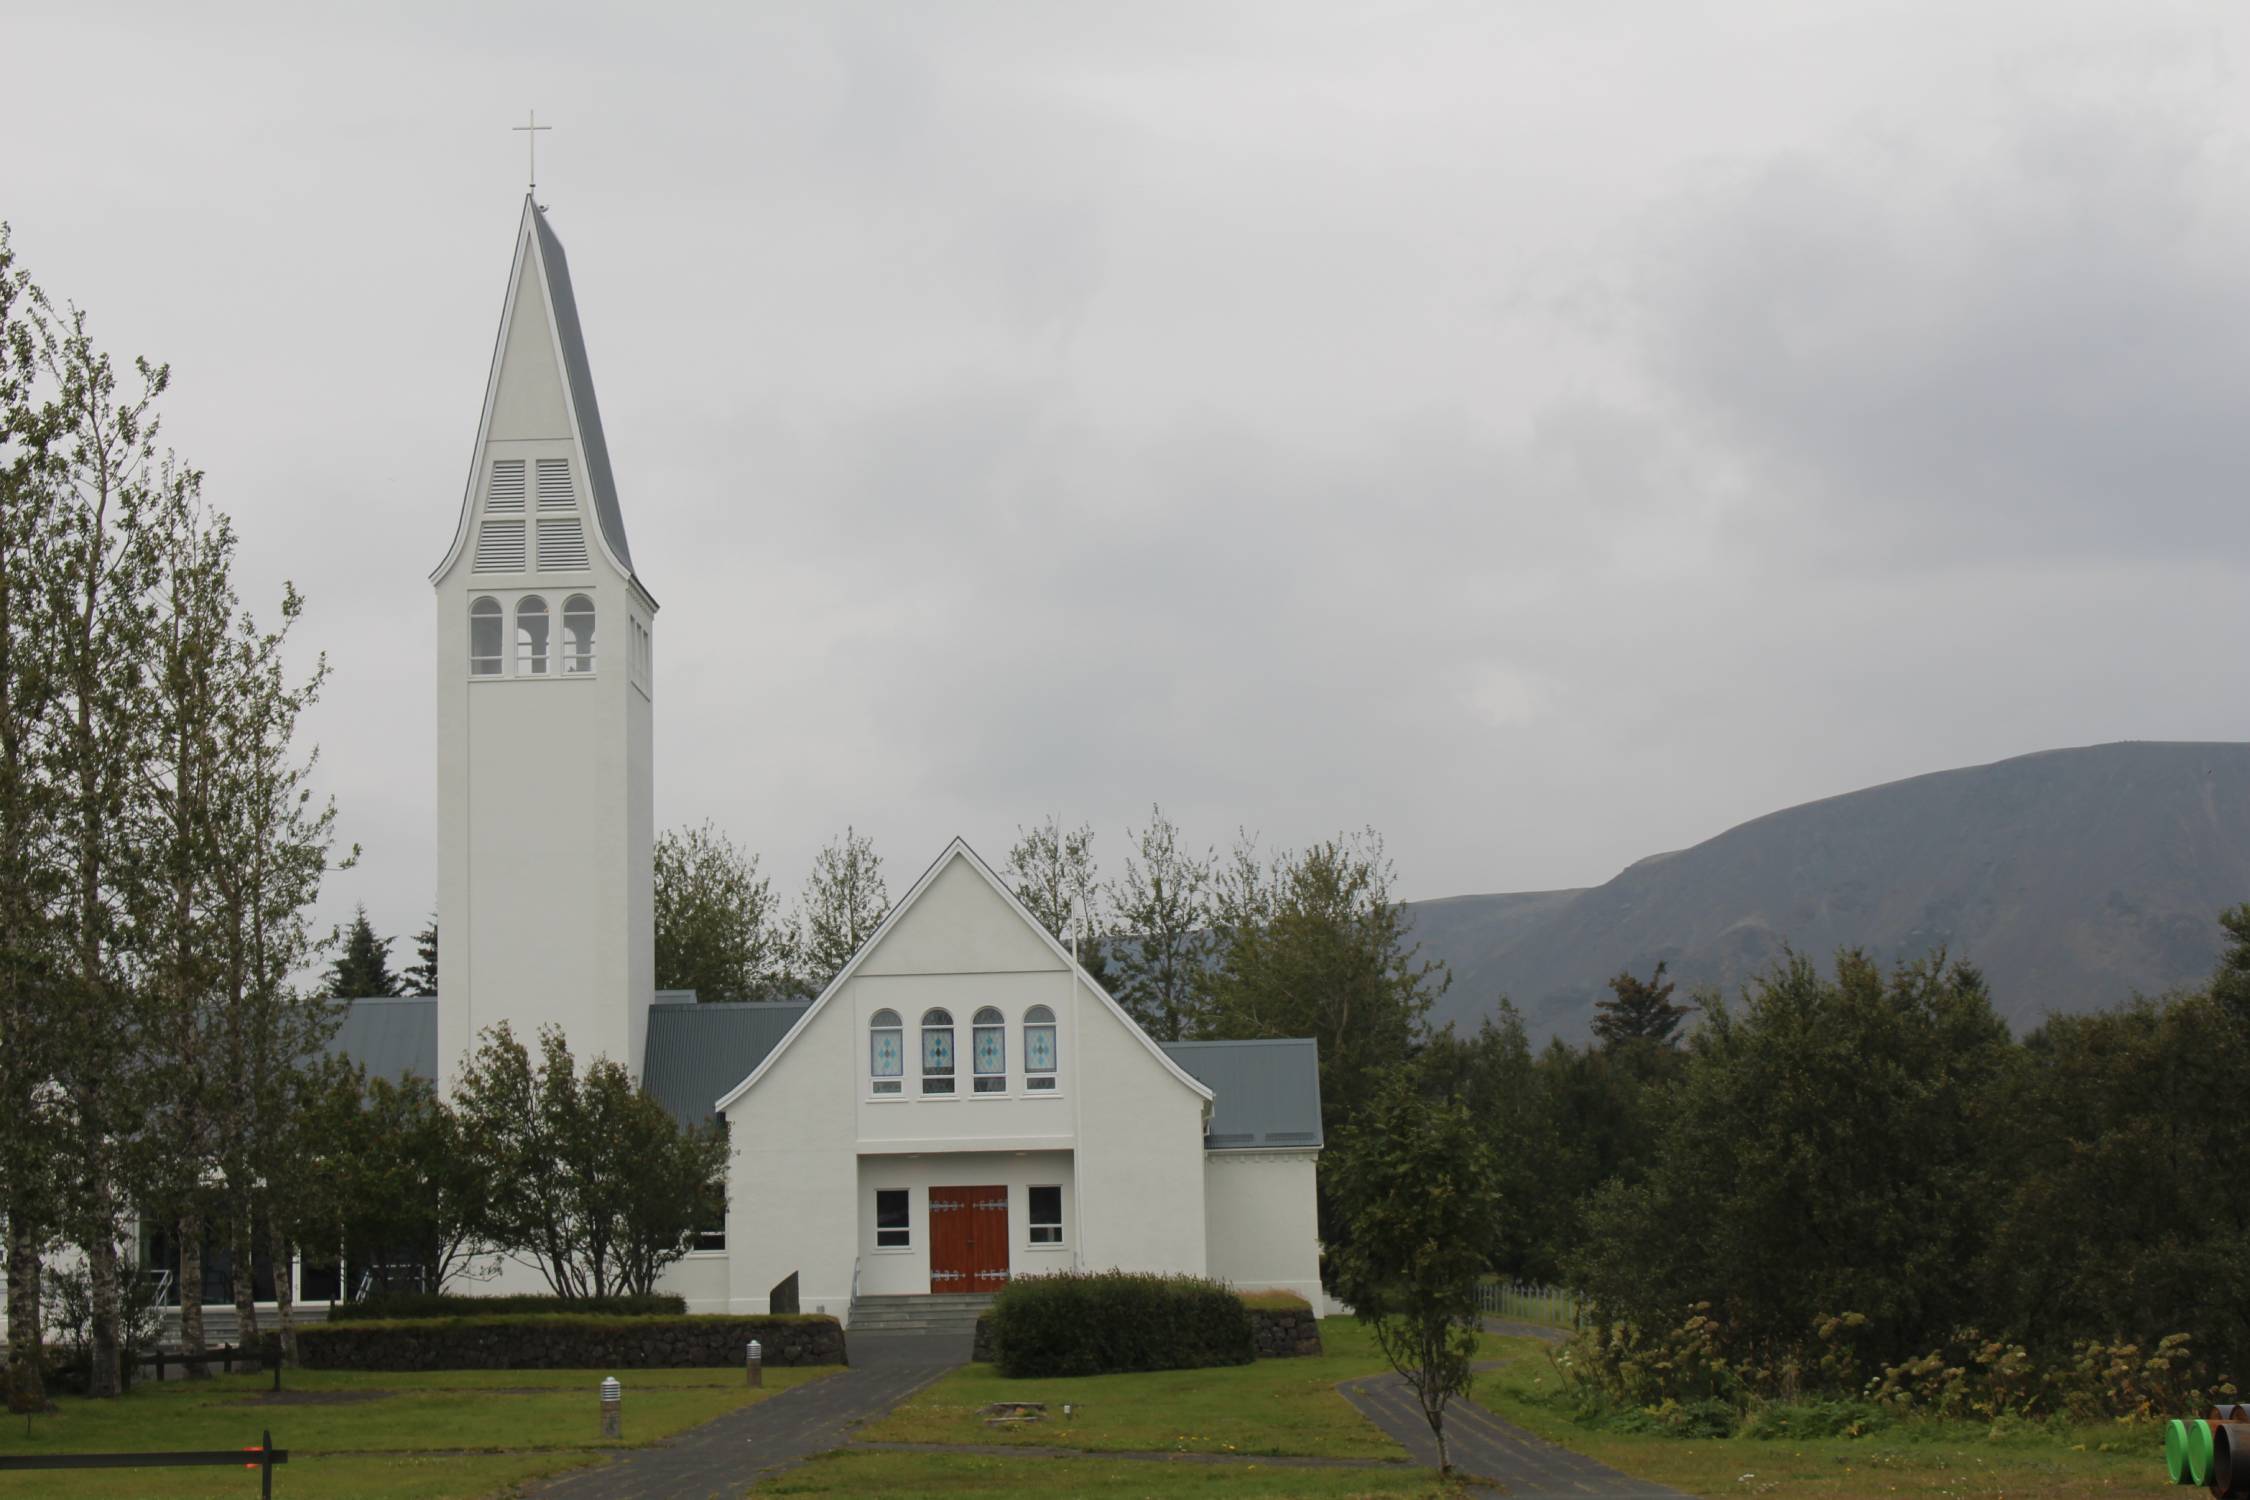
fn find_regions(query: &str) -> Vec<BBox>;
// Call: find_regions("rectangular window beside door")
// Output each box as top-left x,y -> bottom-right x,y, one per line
875,1189 -> 910,1249
1028,1186 -> 1063,1246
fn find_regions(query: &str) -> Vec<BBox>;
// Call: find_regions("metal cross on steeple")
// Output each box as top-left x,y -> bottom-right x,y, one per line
512,110 -> 552,194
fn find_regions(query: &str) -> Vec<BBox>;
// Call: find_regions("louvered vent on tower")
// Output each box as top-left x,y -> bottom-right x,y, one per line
537,518 -> 589,572
473,519 -> 527,573
536,458 -> 574,510
487,459 -> 526,512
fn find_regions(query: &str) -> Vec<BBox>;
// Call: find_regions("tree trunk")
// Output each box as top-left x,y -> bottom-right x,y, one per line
4,1217 -> 46,1411
85,1185 -> 122,1398
267,1219 -> 294,1363
178,1210 -> 208,1378
229,1206 -> 259,1347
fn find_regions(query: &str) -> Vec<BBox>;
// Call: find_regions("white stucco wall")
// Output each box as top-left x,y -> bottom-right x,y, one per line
722,991 -> 858,1317
657,1252 -> 730,1314
1203,1150 -> 1326,1314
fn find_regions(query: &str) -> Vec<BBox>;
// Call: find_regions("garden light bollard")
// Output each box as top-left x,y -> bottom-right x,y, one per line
747,1339 -> 763,1387
600,1377 -> 621,1439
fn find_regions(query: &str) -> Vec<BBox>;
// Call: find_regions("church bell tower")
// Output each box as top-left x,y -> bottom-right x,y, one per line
432,197 -> 656,1084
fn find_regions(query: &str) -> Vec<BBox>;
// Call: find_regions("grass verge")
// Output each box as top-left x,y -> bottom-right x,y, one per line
859,1316 -> 1401,1460
1475,1335 -> 2177,1499
0,1364 -> 832,1499
768,1449 -> 1459,1497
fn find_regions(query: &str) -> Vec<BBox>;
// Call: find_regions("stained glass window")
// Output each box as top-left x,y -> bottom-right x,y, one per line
870,1008 -> 903,1095
921,1008 -> 955,1094
972,1007 -> 1006,1093
1024,1004 -> 1057,1090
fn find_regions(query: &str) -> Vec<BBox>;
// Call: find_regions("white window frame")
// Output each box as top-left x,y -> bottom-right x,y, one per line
1023,1005 -> 1059,1093
562,593 -> 597,675
515,594 -> 550,676
873,1187 -> 911,1251
971,1006 -> 1007,1095
469,597 -> 504,676
920,1008 -> 956,1096
1027,1184 -> 1064,1247
869,1009 -> 904,1097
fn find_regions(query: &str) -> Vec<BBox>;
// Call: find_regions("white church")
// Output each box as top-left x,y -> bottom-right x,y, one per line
319,197 -> 1330,1325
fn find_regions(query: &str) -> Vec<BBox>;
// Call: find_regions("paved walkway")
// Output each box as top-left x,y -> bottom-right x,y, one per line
529,1331 -> 971,1500
1341,1369 -> 1684,1499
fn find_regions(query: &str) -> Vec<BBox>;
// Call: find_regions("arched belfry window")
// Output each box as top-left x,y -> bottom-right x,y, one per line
921,1008 -> 955,1095
469,597 -> 503,676
972,1007 -> 1006,1094
869,1009 -> 903,1096
563,595 -> 596,674
515,595 -> 550,676
1024,1005 -> 1058,1092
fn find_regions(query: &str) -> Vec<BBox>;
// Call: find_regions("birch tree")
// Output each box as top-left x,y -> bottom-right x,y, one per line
1105,806 -> 1211,1040
0,224 -> 69,1412
791,827 -> 888,993
37,290 -> 182,1399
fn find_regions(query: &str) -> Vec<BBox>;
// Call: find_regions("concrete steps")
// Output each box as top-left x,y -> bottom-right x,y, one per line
849,1292 -> 992,1335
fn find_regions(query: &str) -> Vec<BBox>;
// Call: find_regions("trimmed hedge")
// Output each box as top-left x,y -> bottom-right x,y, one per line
296,1313 -> 842,1371
986,1271 -> 1254,1377
328,1291 -> 686,1323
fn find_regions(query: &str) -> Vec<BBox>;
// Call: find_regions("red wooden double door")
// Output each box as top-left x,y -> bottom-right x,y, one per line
928,1185 -> 1009,1292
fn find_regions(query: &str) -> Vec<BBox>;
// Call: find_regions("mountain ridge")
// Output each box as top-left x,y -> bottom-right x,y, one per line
1406,741 -> 2250,1042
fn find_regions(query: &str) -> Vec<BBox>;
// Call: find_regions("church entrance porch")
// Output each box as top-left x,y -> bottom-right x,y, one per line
928,1185 -> 1009,1292
854,1150 -> 1073,1302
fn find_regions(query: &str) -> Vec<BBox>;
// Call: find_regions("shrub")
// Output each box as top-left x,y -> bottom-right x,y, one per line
328,1291 -> 686,1323
987,1271 -> 1254,1377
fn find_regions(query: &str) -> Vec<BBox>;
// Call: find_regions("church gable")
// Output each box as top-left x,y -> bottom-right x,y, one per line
715,838 -> 1212,1114
856,852 -> 1063,977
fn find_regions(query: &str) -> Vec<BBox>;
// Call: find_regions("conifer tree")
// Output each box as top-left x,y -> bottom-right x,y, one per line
401,914 -> 438,997
326,904 -> 400,998
1590,960 -> 1691,1048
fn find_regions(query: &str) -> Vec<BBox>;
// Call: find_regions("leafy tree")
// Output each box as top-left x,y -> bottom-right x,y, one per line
1106,805 -> 1211,1041
38,277 -> 185,1397
1327,1071 -> 1500,1475
1007,815 -> 1100,940
0,222 -> 70,1411
1416,1005 -> 1555,1280
2211,904 -> 2250,1024
792,827 -> 888,993
655,820 -> 787,1000
319,1067 -> 483,1298
452,1023 -> 726,1297
1202,830 -> 1445,1147
400,914 -> 437,998
326,904 -> 400,998
1571,950 -> 2009,1364
1590,960 -> 1690,1048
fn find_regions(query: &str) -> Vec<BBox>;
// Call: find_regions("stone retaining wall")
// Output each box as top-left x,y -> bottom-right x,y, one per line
297,1315 -> 845,1372
1249,1305 -> 1323,1357
971,1306 -> 1322,1363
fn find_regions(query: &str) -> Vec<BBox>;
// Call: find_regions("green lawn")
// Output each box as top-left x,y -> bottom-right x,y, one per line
0,1364 -> 834,1499
769,1450 -> 1458,1498
1474,1334 -> 2178,1500
858,1317 -> 1405,1461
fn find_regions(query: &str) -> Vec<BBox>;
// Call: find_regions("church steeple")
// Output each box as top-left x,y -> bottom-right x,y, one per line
434,197 -> 640,587
433,197 -> 657,1090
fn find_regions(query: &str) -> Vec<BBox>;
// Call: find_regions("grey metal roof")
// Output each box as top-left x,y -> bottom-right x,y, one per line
531,204 -> 635,577
643,1001 -> 811,1127
1160,1038 -> 1325,1150
326,996 -> 437,1086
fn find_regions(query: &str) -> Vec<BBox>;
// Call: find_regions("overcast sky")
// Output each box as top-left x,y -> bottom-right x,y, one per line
5,1 -> 2249,952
